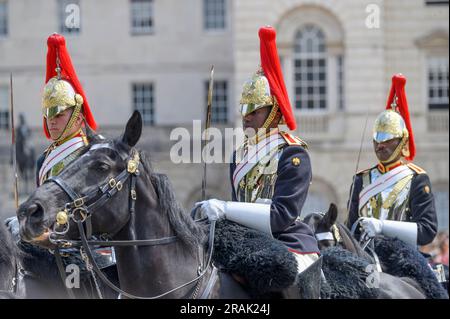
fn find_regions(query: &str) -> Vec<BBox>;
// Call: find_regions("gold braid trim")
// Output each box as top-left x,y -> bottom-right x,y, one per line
262,98 -> 281,129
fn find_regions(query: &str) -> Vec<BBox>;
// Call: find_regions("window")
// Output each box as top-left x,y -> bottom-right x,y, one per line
133,83 -> 154,126
428,57 -> 449,110
203,0 -> 226,30
294,25 -> 327,110
0,87 -> 9,129
131,0 -> 154,35
205,80 -> 228,124
0,1 -> 7,37
337,55 -> 345,110
59,0 -> 81,34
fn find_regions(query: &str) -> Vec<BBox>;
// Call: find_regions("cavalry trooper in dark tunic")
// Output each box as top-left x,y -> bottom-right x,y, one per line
198,26 -> 320,277
5,33 -> 117,298
346,74 -> 438,247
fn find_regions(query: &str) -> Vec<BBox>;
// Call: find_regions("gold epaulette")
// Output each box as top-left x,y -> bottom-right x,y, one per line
356,166 -> 374,176
407,163 -> 427,174
279,131 -> 308,149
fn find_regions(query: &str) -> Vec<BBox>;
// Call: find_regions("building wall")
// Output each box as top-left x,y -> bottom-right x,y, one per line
0,0 -> 448,229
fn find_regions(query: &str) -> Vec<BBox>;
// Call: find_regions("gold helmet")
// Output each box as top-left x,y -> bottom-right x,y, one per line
373,100 -> 409,144
240,69 -> 275,118
373,74 -> 416,162
239,26 -> 296,131
42,77 -> 83,119
42,33 -> 97,140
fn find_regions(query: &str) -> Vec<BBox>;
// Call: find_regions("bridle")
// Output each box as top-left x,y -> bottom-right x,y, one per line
315,224 -> 342,246
315,216 -> 383,273
307,212 -> 342,247
350,217 -> 383,272
45,144 -> 216,299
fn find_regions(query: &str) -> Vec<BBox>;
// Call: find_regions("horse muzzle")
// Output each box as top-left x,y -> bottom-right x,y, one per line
17,202 -> 53,245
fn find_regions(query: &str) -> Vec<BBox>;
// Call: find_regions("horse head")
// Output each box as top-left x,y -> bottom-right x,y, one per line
303,203 -> 339,249
17,111 -> 144,247
17,111 -> 211,298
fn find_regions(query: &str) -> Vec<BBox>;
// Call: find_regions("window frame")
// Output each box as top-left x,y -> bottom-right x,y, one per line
203,0 -> 227,32
132,83 -> 155,126
0,86 -> 10,130
0,0 -> 8,37
205,80 -> 229,124
293,24 -> 328,112
427,56 -> 449,111
130,0 -> 155,35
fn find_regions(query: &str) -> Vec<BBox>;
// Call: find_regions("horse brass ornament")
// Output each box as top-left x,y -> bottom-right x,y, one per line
127,152 -> 140,174
56,210 -> 69,225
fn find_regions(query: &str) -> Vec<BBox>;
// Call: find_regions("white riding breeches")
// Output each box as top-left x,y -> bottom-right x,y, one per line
292,252 -> 320,274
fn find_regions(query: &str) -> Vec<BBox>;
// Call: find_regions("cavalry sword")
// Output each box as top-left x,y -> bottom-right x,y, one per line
9,73 -> 19,209
201,66 -> 214,201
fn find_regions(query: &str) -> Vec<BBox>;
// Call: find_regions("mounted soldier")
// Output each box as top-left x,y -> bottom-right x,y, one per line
346,74 -> 438,248
5,33 -> 118,298
197,26 -> 321,295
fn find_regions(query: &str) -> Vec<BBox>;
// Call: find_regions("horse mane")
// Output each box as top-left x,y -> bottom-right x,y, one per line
336,222 -> 374,263
139,151 -> 207,252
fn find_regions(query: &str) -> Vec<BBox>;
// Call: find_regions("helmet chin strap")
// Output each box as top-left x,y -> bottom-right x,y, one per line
378,134 -> 409,165
262,101 -> 281,130
245,102 -> 282,145
52,103 -> 83,144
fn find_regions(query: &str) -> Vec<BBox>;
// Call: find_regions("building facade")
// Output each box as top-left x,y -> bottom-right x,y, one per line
0,0 -> 448,230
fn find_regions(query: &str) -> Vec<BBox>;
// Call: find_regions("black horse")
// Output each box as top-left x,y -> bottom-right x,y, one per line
303,204 -> 448,299
17,111 -> 278,299
0,223 -> 23,298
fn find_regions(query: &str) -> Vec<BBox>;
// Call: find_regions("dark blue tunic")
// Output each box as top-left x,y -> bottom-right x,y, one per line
230,145 -> 320,254
346,167 -> 438,246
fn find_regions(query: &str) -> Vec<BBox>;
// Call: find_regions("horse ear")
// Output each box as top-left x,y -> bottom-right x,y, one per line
323,203 -> 338,228
122,111 -> 142,147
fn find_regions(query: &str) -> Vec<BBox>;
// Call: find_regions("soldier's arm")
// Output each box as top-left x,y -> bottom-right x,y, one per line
409,173 -> 438,246
270,145 -> 312,233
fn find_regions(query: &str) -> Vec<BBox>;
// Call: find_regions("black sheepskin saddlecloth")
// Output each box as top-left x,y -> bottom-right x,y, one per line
374,236 -> 448,299
320,246 -> 380,299
213,220 -> 298,297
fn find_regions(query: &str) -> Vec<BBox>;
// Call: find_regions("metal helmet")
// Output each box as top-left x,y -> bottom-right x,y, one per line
373,108 -> 409,144
373,74 -> 416,162
42,77 -> 83,119
239,70 -> 275,117
239,27 -> 297,132
42,33 -> 97,140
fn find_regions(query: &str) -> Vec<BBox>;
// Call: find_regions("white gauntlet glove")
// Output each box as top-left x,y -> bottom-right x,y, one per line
194,198 -> 273,236
361,217 -> 383,238
360,217 -> 418,246
195,199 -> 226,221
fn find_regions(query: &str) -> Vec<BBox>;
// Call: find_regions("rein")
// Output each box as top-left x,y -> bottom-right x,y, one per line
350,218 -> 383,272
45,146 -> 216,299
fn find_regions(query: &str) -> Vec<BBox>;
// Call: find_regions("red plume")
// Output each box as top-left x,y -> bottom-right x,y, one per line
385,74 -> 415,161
259,26 -> 296,130
43,33 -> 97,138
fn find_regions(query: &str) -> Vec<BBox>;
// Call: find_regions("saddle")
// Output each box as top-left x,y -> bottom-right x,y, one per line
374,236 -> 449,299
213,220 -> 322,298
